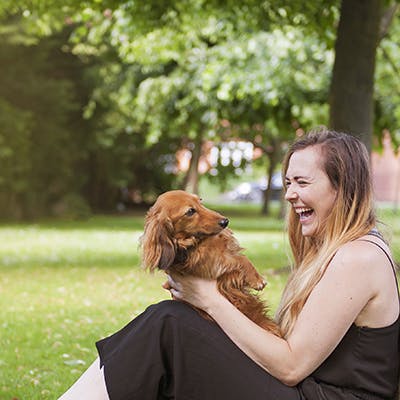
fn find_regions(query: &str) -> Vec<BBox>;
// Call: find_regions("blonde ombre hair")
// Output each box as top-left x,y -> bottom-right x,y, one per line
276,129 -> 376,337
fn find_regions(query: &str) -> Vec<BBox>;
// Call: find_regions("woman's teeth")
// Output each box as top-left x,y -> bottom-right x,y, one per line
297,208 -> 313,217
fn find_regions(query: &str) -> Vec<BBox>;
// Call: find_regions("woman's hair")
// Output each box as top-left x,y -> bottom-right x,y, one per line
276,128 -> 376,337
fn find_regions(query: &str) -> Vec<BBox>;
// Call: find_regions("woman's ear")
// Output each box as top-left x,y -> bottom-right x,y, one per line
140,209 -> 176,272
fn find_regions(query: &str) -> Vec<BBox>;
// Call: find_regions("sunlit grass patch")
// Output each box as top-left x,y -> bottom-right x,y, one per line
1,207 -> 398,399
1,264 -> 169,399
0,225 -> 141,269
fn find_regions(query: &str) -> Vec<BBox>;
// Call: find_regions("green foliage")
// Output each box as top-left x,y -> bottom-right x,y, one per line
375,11 -> 400,147
61,1 -> 335,202
0,25 -> 88,218
0,0 -> 340,42
0,98 -> 32,203
0,17 -> 182,218
1,1 -> 399,219
201,28 -> 331,139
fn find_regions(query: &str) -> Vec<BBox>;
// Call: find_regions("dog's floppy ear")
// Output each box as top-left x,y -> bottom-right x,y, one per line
140,207 -> 176,272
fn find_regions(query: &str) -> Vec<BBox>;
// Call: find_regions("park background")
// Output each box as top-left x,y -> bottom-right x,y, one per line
0,1 -> 400,399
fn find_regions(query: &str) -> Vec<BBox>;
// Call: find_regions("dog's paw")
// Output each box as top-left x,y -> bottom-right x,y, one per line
239,256 -> 267,291
247,275 -> 266,291
254,278 -> 266,291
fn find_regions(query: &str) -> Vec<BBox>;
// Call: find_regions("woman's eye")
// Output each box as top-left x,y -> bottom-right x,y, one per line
186,208 -> 196,216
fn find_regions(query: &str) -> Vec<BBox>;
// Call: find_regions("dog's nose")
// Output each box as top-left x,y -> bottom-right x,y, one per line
219,218 -> 229,229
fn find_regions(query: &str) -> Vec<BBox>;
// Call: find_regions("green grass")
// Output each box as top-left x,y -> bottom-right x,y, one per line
1,205 -> 399,399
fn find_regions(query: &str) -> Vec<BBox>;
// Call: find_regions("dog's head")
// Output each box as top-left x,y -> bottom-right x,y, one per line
140,190 -> 229,271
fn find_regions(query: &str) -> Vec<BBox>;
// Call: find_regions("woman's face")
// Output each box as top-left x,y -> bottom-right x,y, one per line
284,146 -> 337,238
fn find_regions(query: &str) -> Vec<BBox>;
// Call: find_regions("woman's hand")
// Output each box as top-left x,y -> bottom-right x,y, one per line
162,273 -> 221,311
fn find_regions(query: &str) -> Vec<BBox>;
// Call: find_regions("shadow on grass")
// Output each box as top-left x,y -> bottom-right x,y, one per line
0,255 -> 142,270
0,214 -> 146,231
0,206 -> 285,233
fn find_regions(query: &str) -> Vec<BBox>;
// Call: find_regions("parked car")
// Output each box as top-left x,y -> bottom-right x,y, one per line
224,173 -> 283,203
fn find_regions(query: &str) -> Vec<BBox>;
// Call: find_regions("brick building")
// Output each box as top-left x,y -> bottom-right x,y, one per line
371,131 -> 400,205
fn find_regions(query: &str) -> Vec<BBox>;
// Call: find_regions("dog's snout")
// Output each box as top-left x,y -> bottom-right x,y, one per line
219,218 -> 229,229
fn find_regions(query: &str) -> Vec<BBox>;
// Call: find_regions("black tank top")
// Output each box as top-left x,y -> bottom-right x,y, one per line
300,233 -> 400,400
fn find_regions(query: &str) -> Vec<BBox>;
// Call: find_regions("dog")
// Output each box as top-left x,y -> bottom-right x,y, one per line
140,190 -> 281,336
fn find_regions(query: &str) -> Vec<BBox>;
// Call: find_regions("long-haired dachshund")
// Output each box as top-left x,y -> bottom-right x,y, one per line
140,190 -> 281,336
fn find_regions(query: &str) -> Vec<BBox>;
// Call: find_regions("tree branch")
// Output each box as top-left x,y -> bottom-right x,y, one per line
379,3 -> 399,42
379,45 -> 400,85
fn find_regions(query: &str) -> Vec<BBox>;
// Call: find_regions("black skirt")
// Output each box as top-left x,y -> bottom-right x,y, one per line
96,300 -> 302,400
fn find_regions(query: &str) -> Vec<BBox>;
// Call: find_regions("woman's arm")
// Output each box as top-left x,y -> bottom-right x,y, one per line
168,240 -> 395,385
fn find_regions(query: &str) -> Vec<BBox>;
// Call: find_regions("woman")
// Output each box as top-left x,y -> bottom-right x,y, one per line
59,129 -> 399,399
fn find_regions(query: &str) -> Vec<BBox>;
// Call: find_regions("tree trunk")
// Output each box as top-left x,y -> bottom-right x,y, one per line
278,188 -> 287,220
181,137 -> 203,194
261,150 -> 279,215
329,0 -> 383,152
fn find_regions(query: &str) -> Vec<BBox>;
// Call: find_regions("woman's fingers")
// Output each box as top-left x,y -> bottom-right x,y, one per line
162,273 -> 219,308
162,280 -> 171,290
169,288 -> 181,300
162,274 -> 183,299
162,274 -> 177,291
167,274 -> 182,290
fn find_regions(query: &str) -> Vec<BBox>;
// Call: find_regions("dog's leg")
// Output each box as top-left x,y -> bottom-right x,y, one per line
235,255 -> 266,291
216,272 -> 282,336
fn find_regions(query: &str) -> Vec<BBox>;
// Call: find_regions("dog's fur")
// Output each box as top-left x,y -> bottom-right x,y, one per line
140,190 -> 281,336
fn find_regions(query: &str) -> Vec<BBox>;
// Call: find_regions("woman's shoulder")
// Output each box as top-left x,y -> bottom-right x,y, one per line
333,234 -> 394,275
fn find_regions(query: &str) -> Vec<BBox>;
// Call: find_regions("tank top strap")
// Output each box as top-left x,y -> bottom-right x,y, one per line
357,235 -> 399,297
367,228 -> 389,244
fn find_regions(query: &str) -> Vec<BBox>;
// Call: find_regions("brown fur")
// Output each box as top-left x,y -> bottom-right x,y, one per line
140,190 -> 281,336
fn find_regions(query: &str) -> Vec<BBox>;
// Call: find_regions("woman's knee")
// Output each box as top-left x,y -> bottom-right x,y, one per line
144,300 -> 219,337
146,299 -> 200,319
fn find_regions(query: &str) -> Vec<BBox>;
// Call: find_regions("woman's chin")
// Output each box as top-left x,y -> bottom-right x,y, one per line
301,224 -> 316,237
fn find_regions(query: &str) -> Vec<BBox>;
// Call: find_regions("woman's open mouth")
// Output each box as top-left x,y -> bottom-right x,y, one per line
296,207 -> 314,222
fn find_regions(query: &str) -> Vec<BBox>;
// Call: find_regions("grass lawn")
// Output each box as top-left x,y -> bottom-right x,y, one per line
1,204 -> 399,399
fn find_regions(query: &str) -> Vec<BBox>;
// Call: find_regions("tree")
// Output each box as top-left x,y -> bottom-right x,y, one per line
0,98 -> 32,218
374,6 -> 400,147
2,0 -> 400,218
78,60 -> 182,210
329,0 -> 398,151
0,16 -> 183,217
65,3 -> 335,202
18,0 -> 396,153
0,23 -> 89,218
200,29 -> 330,213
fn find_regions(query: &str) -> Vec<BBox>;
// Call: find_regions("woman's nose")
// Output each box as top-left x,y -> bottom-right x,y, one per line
284,185 -> 298,202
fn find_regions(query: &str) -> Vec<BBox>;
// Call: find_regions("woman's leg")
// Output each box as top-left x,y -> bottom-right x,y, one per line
58,358 -> 109,400
97,300 -> 301,400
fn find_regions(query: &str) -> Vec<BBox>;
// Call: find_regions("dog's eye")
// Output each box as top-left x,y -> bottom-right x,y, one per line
185,207 -> 197,216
